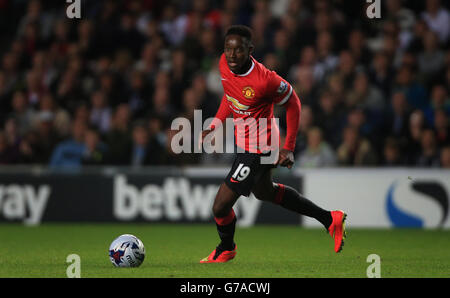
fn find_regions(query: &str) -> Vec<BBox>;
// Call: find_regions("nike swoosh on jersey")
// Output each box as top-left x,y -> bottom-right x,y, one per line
230,178 -> 239,183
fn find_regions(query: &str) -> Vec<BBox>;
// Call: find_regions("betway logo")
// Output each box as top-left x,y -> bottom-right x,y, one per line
0,184 -> 50,225
113,175 -> 261,226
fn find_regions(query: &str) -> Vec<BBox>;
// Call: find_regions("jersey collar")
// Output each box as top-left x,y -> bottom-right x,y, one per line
230,57 -> 255,77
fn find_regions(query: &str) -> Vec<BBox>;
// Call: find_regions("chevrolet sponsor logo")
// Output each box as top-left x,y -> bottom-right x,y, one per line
225,94 -> 250,111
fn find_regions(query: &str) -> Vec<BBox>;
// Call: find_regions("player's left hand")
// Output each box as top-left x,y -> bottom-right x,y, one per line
275,149 -> 294,169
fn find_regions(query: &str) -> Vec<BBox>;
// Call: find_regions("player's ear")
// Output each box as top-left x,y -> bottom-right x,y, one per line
248,43 -> 254,56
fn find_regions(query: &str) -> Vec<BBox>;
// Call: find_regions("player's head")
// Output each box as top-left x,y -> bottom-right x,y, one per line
224,25 -> 254,74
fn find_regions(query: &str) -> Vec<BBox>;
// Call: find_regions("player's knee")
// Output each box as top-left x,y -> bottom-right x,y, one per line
212,201 -> 229,218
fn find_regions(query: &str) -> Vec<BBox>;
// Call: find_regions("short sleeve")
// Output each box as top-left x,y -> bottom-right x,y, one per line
266,71 -> 293,106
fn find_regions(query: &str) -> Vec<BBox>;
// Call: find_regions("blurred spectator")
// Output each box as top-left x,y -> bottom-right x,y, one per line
296,127 -> 336,168
348,29 -> 372,66
25,69 -> 47,107
314,91 -> 345,148
48,19 -> 71,59
127,70 -> 151,119
89,90 -> 111,134
180,88 -> 203,124
32,110 -> 61,163
291,64 -> 317,107
377,22 -> 402,68
424,84 -> 450,125
105,104 -> 132,165
325,73 -> 346,107
148,116 -> 167,148
169,49 -> 191,107
128,121 -> 166,167
440,146 -> 450,168
445,66 -> 450,93
1,52 -> 20,91
0,132 -> 13,164
415,128 -> 440,167
117,12 -> 146,58
381,137 -> 405,166
151,86 -> 176,124
17,130 -> 40,164
16,0 -> 53,40
346,108 -> 373,140
434,109 -> 450,148
77,20 -> 96,60
392,66 -> 428,111
135,42 -> 159,77
337,125 -> 377,166
191,72 -> 219,119
383,91 -> 411,140
1,118 -> 21,163
0,71 -> 10,116
270,28 -> 295,77
314,31 -> 339,83
417,30 -> 445,80
346,72 -> 385,113
55,68 -> 84,114
385,0 -> 416,35
98,71 -> 123,107
9,90 -> 35,134
73,103 -> 90,125
406,110 -> 426,164
333,50 -> 357,90
421,0 -> 450,43
249,12 -> 272,60
160,4 -> 188,46
368,51 -> 395,98
198,27 -> 220,71
49,120 -> 87,168
407,19 -> 429,54
38,93 -> 71,137
82,128 -> 107,165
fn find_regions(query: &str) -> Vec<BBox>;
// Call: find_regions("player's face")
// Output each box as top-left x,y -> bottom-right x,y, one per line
224,35 -> 252,74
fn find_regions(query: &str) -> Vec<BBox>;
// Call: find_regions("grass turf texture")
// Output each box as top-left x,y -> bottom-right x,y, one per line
0,224 -> 449,278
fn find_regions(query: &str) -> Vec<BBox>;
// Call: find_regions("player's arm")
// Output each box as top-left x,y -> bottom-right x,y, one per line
276,90 -> 301,169
199,95 -> 232,149
267,72 -> 301,169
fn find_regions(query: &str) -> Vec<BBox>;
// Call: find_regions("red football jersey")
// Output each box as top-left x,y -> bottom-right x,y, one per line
218,53 -> 293,153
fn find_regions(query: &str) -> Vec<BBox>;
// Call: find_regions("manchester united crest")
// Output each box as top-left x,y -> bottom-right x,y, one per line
242,86 -> 255,99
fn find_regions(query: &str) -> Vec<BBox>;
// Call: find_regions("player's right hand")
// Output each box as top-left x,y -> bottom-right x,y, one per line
198,129 -> 213,151
275,148 -> 295,169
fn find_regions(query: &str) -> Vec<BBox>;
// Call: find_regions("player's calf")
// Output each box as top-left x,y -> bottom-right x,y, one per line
210,183 -> 239,252
271,183 -> 333,230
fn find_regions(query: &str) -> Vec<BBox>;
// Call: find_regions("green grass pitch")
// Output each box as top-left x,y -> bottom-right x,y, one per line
1,224 -> 449,278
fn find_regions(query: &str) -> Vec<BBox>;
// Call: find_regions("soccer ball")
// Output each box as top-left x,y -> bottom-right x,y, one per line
109,234 -> 145,267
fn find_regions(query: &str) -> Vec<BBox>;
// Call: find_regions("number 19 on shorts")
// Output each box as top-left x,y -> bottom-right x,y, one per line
232,163 -> 251,182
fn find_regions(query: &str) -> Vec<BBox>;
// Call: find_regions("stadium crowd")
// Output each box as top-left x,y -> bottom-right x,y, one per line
0,0 -> 449,168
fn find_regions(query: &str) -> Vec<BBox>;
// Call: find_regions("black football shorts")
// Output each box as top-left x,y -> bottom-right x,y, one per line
224,151 -> 275,197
